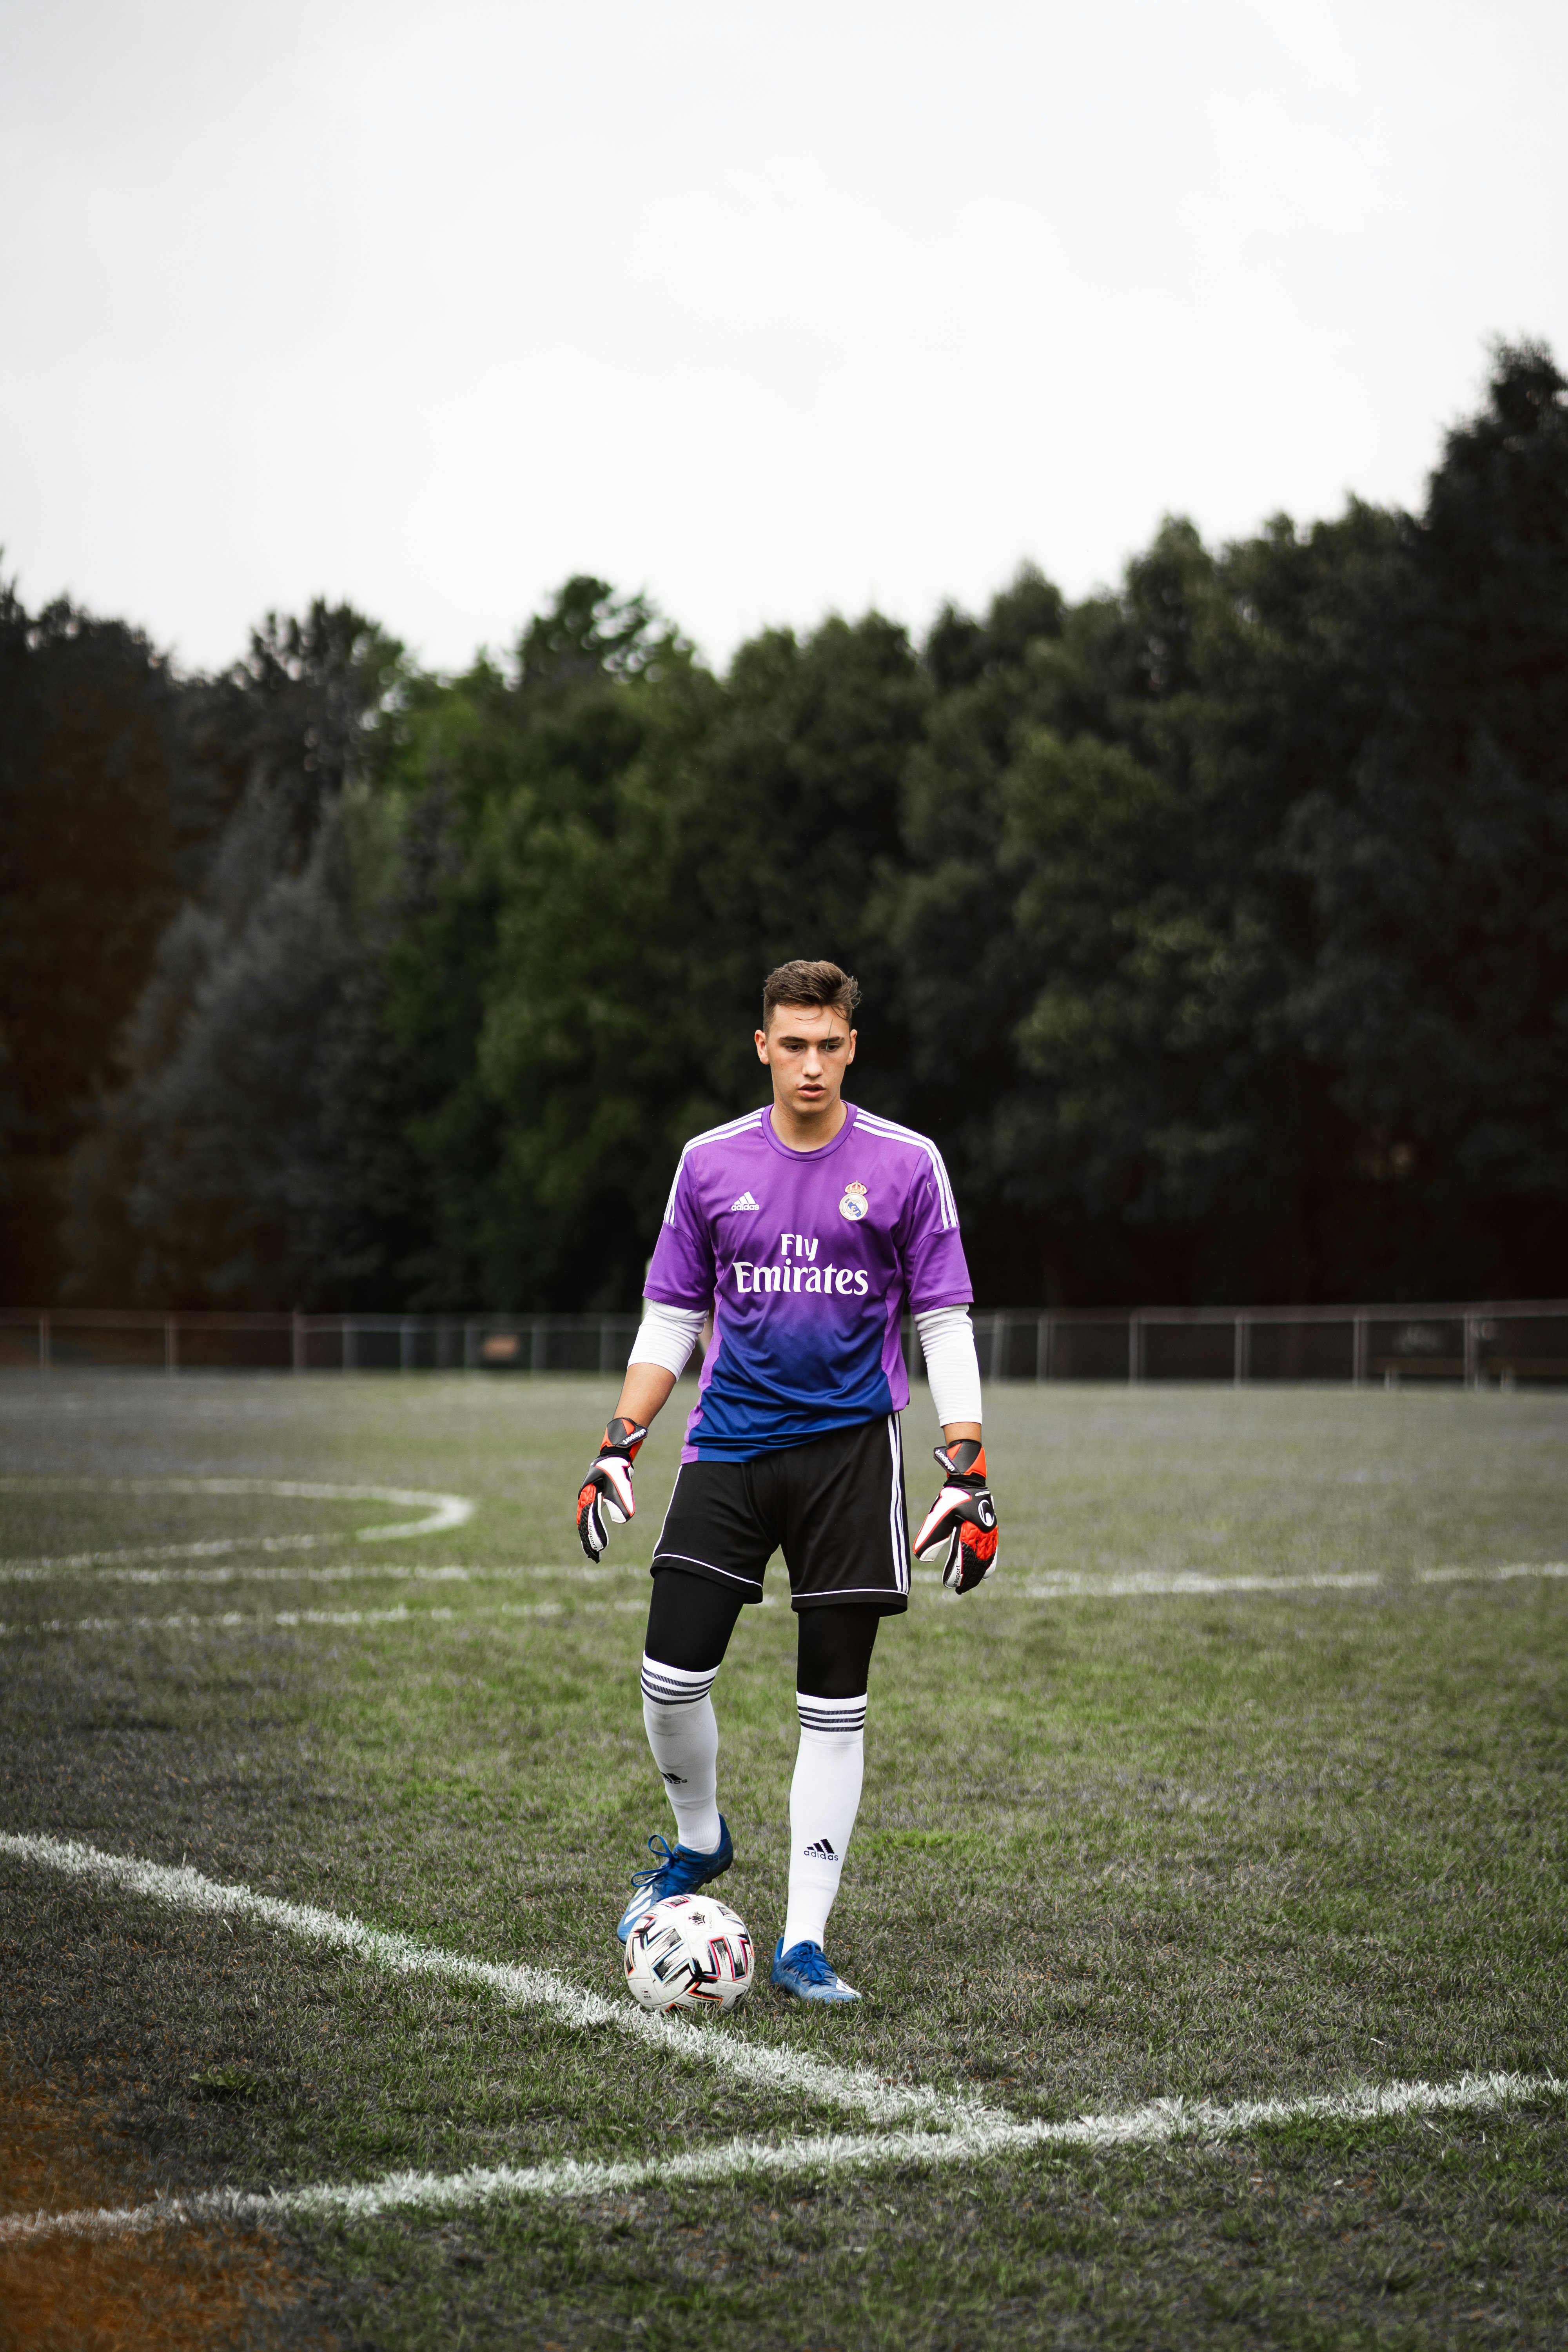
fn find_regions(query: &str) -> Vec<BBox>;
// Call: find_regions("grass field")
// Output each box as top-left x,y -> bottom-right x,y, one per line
1,1371 -> 1564,2350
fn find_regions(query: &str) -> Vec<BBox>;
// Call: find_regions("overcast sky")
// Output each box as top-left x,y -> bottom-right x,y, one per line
2,0 -> 1564,675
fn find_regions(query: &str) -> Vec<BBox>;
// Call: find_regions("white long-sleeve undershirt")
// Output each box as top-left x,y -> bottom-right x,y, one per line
627,1298 -> 982,1428
626,1299 -> 707,1378
914,1304 -> 983,1428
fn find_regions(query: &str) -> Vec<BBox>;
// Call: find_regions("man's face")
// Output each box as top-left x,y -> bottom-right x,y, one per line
755,1002 -> 857,1118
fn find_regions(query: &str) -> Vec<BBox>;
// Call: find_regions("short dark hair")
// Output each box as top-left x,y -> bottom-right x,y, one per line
761,959 -> 861,1027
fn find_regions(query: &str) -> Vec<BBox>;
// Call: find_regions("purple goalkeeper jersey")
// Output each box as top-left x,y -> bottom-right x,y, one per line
645,1102 -> 973,1463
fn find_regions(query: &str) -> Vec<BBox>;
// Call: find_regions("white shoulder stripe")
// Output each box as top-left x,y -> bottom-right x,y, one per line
662,1112 -> 764,1224
856,1112 -> 958,1228
853,1111 -> 959,1229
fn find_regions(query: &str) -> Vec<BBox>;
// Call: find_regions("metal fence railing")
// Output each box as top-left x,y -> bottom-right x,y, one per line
3,1301 -> 1567,1386
965,1302 -> 1568,1388
0,1310 -> 641,1377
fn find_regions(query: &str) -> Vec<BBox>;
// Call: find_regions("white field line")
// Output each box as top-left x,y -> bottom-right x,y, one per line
2,1607 -> 457,1636
1022,1571 -> 1384,1600
0,1603 -> 590,1637
0,1600 -> 701,1637
4,2070 -> 1559,2246
1420,1562 -> 1568,1583
496,1600 -> 649,1617
0,1562 -> 474,1589
0,1476 -> 473,1546
0,1535 -> 327,1574
0,1560 -> 642,1587
0,1599 -> 665,1637
1029,1561 -> 1568,1601
10,1572 -> 1566,1625
28,1568 -> 1560,1630
0,1834 -> 983,2130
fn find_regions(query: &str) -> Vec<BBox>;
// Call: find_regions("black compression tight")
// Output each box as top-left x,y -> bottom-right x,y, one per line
644,1567 -> 884,1699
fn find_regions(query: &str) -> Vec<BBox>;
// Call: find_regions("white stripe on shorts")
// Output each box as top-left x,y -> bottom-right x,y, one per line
887,1414 -> 909,1595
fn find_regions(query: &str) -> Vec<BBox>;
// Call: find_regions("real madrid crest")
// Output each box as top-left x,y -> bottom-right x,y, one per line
838,1180 -> 869,1221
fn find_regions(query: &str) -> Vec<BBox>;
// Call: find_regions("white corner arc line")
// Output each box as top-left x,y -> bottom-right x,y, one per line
2,2071 -> 1559,2245
0,1477 -> 474,1559
0,1834 -> 982,2129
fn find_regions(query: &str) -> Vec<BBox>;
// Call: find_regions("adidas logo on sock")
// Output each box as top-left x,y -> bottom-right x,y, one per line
730,1191 -> 760,1212
802,1837 -> 838,1861
661,1770 -> 687,1784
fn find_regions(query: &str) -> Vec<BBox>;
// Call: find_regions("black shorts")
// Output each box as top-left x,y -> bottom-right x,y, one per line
651,1414 -> 911,1612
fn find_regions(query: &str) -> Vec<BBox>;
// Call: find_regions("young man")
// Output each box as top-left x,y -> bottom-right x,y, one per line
575,960 -> 999,2003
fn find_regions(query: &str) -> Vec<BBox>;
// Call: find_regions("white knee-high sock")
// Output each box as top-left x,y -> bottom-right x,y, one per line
639,1654 -> 723,1854
781,1690 -> 866,1953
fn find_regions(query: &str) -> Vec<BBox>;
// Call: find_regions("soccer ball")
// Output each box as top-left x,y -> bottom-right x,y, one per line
624,1892 -> 754,2014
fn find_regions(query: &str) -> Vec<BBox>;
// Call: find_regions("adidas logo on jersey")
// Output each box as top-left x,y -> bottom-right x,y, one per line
730,1191 -> 760,1211
802,1837 -> 838,1861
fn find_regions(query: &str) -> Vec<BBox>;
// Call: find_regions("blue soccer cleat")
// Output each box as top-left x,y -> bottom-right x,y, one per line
616,1819 -> 735,1943
771,1937 -> 860,2004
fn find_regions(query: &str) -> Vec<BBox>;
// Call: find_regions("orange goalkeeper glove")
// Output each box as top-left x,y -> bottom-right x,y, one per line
576,1417 -> 648,1561
912,1439 -> 998,1594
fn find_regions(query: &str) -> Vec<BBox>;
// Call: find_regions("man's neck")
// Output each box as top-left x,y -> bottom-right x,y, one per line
769,1096 -> 849,1154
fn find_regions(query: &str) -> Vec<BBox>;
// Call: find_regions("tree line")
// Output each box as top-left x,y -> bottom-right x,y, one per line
4,343 -> 1566,1313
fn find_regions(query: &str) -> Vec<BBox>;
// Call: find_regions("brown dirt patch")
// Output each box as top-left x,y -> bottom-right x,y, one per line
0,2071 -> 321,2351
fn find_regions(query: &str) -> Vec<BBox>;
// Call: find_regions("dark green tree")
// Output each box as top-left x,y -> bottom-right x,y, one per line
61,603 -> 406,1305
0,584 -> 204,1301
302,579 -> 717,1312
321,588 -> 927,1313
886,515 -> 1412,1303
47,342 -> 1568,1316
1287,342 -> 1568,1295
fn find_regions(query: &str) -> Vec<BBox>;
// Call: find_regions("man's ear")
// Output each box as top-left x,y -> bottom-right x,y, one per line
845,1028 -> 857,1063
754,1027 -> 769,1064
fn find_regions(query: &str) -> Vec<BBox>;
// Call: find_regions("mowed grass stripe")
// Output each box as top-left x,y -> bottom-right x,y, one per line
0,1833 -> 985,2127
5,2070 -> 1558,2245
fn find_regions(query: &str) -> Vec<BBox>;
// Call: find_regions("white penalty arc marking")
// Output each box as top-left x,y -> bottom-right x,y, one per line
0,1834 -> 984,2131
2,2070 -> 1559,2245
0,1477 -> 475,1570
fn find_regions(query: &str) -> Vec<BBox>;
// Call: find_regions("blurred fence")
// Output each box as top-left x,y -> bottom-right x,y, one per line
3,1301 -> 1568,1386
965,1302 -> 1568,1388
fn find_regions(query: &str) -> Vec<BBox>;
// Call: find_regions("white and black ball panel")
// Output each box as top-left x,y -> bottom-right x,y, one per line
624,1891 -> 755,2013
